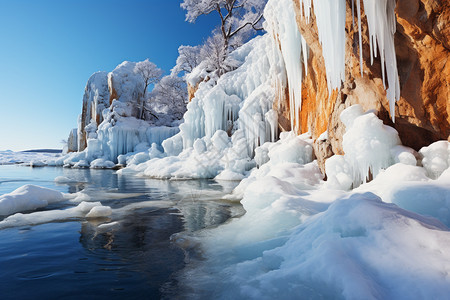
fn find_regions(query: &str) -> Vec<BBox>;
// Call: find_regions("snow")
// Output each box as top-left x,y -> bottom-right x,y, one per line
0,151 -> 60,165
0,185 -> 66,216
175,138 -> 450,299
419,140 -> 450,179
326,104 -> 407,189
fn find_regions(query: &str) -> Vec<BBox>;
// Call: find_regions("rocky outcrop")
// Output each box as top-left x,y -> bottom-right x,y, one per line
77,62 -> 146,151
78,72 -> 110,151
279,0 -> 449,171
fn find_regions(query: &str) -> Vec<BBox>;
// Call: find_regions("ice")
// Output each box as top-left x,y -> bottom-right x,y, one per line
134,34 -> 285,179
326,105 -> 407,189
0,185 -> 65,216
77,71 -> 110,151
0,201 -> 103,229
0,151 -> 60,165
178,167 -> 450,299
291,0 -> 400,120
214,169 -> 245,181
54,176 -> 75,183
419,140 -> 450,179
85,206 -> 112,218
356,163 -> 450,226
264,0 -> 305,130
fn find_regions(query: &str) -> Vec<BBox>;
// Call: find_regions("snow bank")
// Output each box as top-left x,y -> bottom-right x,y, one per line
0,185 -> 65,216
177,159 -> 450,299
355,163 -> 450,227
0,151 -> 60,165
212,193 -> 450,300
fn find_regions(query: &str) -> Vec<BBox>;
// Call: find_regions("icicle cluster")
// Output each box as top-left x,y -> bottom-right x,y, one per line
265,0 -> 400,126
265,0 -> 308,131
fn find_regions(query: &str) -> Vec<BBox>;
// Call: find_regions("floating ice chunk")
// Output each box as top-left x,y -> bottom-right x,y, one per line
0,185 -> 65,216
0,201 -> 102,229
54,176 -> 73,183
86,206 -> 112,218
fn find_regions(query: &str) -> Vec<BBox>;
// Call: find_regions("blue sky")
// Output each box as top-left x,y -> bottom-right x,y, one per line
0,0 -> 217,151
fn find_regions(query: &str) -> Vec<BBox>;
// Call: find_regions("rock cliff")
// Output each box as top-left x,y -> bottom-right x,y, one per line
274,0 -> 449,171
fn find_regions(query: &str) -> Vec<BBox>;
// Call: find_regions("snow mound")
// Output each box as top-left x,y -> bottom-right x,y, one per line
0,185 -> 65,216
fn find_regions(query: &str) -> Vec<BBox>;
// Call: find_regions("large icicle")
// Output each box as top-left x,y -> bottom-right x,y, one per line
265,0 -> 306,131
358,0 -> 400,121
297,0 -> 400,120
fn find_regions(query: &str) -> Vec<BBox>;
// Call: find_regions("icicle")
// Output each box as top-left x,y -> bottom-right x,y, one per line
356,0 -> 364,77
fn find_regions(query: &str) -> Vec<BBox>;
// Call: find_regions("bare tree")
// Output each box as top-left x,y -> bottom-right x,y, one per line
134,59 -> 163,119
181,0 -> 267,53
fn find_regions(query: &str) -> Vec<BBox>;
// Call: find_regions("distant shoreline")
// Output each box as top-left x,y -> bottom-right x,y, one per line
20,149 -> 62,154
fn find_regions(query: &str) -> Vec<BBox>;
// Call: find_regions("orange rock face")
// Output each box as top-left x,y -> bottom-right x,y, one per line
277,0 -> 450,171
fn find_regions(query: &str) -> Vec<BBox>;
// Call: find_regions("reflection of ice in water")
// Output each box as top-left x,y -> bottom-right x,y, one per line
0,165 -> 242,299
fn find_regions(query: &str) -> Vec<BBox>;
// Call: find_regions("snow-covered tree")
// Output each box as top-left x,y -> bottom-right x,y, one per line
171,45 -> 202,77
149,75 -> 188,121
181,0 -> 267,51
200,32 -> 240,76
134,59 -> 163,119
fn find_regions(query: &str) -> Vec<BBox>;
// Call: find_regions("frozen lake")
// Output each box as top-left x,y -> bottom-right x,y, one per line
0,165 -> 240,299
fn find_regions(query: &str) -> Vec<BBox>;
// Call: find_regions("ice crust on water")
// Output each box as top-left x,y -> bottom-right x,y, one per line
0,185 -> 65,216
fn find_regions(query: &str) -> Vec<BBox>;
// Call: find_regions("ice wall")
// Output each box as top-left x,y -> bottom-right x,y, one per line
169,34 -> 284,157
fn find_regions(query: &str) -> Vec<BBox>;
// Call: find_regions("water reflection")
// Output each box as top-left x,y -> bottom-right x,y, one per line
0,165 -> 242,299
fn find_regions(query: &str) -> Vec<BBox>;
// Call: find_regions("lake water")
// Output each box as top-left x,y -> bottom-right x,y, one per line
0,165 -> 241,299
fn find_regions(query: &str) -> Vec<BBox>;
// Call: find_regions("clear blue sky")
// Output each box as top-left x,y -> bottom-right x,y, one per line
0,0 -> 217,151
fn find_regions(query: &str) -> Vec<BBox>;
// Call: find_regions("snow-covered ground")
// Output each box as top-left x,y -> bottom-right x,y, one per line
0,150 -> 61,165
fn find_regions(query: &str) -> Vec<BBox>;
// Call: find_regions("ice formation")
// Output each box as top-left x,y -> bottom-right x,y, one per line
0,201 -> 105,230
325,105 -> 414,190
130,34 -> 285,179
0,185 -> 65,216
264,0 -> 400,127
